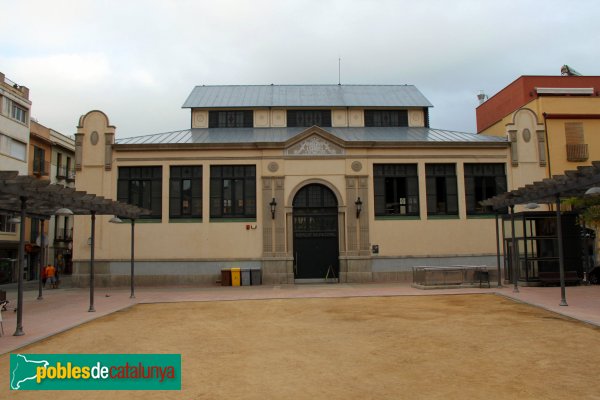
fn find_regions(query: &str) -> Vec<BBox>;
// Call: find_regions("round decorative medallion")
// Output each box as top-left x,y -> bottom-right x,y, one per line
90,131 -> 99,145
351,161 -> 363,172
522,128 -> 531,143
194,112 -> 205,126
268,162 -> 279,172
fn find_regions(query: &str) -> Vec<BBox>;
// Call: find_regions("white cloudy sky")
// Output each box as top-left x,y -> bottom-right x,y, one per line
2,0 -> 599,138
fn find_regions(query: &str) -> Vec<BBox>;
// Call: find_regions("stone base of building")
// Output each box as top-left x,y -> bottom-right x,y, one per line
261,258 -> 294,284
71,255 -> 501,287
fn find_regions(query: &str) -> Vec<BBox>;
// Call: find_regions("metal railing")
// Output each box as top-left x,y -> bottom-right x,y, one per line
33,159 -> 50,176
55,228 -> 73,241
56,166 -> 76,181
566,143 -> 588,162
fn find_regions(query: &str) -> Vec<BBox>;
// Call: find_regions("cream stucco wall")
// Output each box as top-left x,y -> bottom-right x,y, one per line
73,111 -> 510,285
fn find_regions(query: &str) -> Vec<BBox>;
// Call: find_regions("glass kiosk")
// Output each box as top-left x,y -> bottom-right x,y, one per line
502,211 -> 583,285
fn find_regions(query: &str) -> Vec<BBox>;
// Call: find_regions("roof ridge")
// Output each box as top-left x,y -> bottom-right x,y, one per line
191,84 -> 415,88
116,129 -> 189,141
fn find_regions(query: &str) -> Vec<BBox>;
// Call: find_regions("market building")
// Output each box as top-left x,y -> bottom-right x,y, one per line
72,85 -> 510,286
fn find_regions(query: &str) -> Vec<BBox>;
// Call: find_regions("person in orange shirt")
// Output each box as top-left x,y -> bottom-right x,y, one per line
44,264 -> 56,289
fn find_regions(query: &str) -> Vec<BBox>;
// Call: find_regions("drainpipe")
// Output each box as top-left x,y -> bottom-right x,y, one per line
542,112 -> 552,178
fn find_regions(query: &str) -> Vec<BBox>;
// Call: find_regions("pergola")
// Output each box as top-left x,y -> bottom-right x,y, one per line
0,171 -> 150,336
481,161 -> 600,306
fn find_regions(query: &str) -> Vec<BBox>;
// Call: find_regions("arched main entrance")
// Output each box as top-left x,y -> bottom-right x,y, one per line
292,184 -> 339,281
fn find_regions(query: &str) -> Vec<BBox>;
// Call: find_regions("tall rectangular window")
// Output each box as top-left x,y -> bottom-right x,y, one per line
374,164 -> 419,216
365,110 -> 408,127
117,167 -> 162,219
3,98 -> 28,124
208,110 -> 253,128
0,214 -> 17,233
32,146 -> 46,175
56,153 -> 64,178
464,163 -> 507,215
287,110 -> 332,127
169,166 -> 202,219
565,122 -> 588,161
426,164 -> 458,216
210,165 -> 256,219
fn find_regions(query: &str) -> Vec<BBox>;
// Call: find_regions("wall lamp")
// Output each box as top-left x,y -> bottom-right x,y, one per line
269,198 -> 277,219
355,197 -> 363,218
109,216 -> 123,224
8,216 -> 21,224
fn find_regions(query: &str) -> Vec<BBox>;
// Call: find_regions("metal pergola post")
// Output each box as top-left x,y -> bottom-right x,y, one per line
14,197 -> 26,336
510,205 -> 519,293
37,219 -> 44,300
130,218 -> 135,299
89,211 -> 96,312
495,212 -> 502,287
556,194 -> 568,306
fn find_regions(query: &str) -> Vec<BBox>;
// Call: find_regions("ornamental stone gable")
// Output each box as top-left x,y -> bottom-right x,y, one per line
285,135 -> 344,156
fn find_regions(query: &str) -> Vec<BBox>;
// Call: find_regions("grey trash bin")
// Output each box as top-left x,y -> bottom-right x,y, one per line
241,269 -> 251,286
250,269 -> 262,285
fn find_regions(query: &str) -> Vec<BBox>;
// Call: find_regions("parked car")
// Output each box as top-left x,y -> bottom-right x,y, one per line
589,266 -> 600,285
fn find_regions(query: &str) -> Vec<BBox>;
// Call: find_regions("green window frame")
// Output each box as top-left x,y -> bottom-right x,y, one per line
169,166 -> 202,219
374,164 -> 419,217
464,163 -> 507,215
210,165 -> 256,219
426,164 -> 458,216
117,166 -> 162,219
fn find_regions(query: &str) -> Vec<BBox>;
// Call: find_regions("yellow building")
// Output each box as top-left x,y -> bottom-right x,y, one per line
73,85 -> 510,286
477,75 -> 600,190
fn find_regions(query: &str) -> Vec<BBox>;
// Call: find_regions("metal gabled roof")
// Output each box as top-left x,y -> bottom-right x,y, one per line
115,127 -> 507,146
182,85 -> 433,109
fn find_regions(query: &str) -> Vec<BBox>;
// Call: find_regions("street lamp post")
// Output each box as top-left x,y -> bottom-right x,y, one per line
14,197 -> 26,336
510,205 -> 519,293
89,211 -> 96,312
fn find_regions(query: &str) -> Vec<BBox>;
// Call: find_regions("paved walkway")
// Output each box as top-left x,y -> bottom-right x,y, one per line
0,281 -> 599,354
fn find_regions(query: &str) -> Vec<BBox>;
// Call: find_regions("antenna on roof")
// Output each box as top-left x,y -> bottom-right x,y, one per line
477,90 -> 488,105
338,57 -> 341,85
561,65 -> 582,76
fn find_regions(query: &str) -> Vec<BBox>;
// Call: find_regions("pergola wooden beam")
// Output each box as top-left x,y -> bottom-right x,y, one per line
0,171 -> 149,218
481,161 -> 600,209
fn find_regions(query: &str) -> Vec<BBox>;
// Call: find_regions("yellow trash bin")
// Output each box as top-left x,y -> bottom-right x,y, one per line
231,268 -> 241,286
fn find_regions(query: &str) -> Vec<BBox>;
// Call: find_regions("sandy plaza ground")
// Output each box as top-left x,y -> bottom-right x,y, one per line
0,282 -> 599,399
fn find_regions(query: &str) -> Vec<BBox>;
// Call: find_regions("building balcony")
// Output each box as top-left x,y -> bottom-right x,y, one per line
32,160 -> 50,176
55,228 -> 73,242
566,143 -> 588,162
56,165 -> 67,179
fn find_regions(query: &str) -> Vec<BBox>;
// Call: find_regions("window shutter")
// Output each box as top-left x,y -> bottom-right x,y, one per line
464,176 -> 475,213
406,176 -> 419,214
169,180 -> 180,217
495,175 -> 507,194
244,177 -> 256,216
446,176 -> 458,214
117,179 -> 128,204
210,178 -> 222,217
565,122 -> 584,144
426,176 -> 436,214
374,177 -> 386,216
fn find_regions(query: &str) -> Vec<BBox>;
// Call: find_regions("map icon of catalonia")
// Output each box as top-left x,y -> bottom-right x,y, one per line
11,354 -> 49,390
